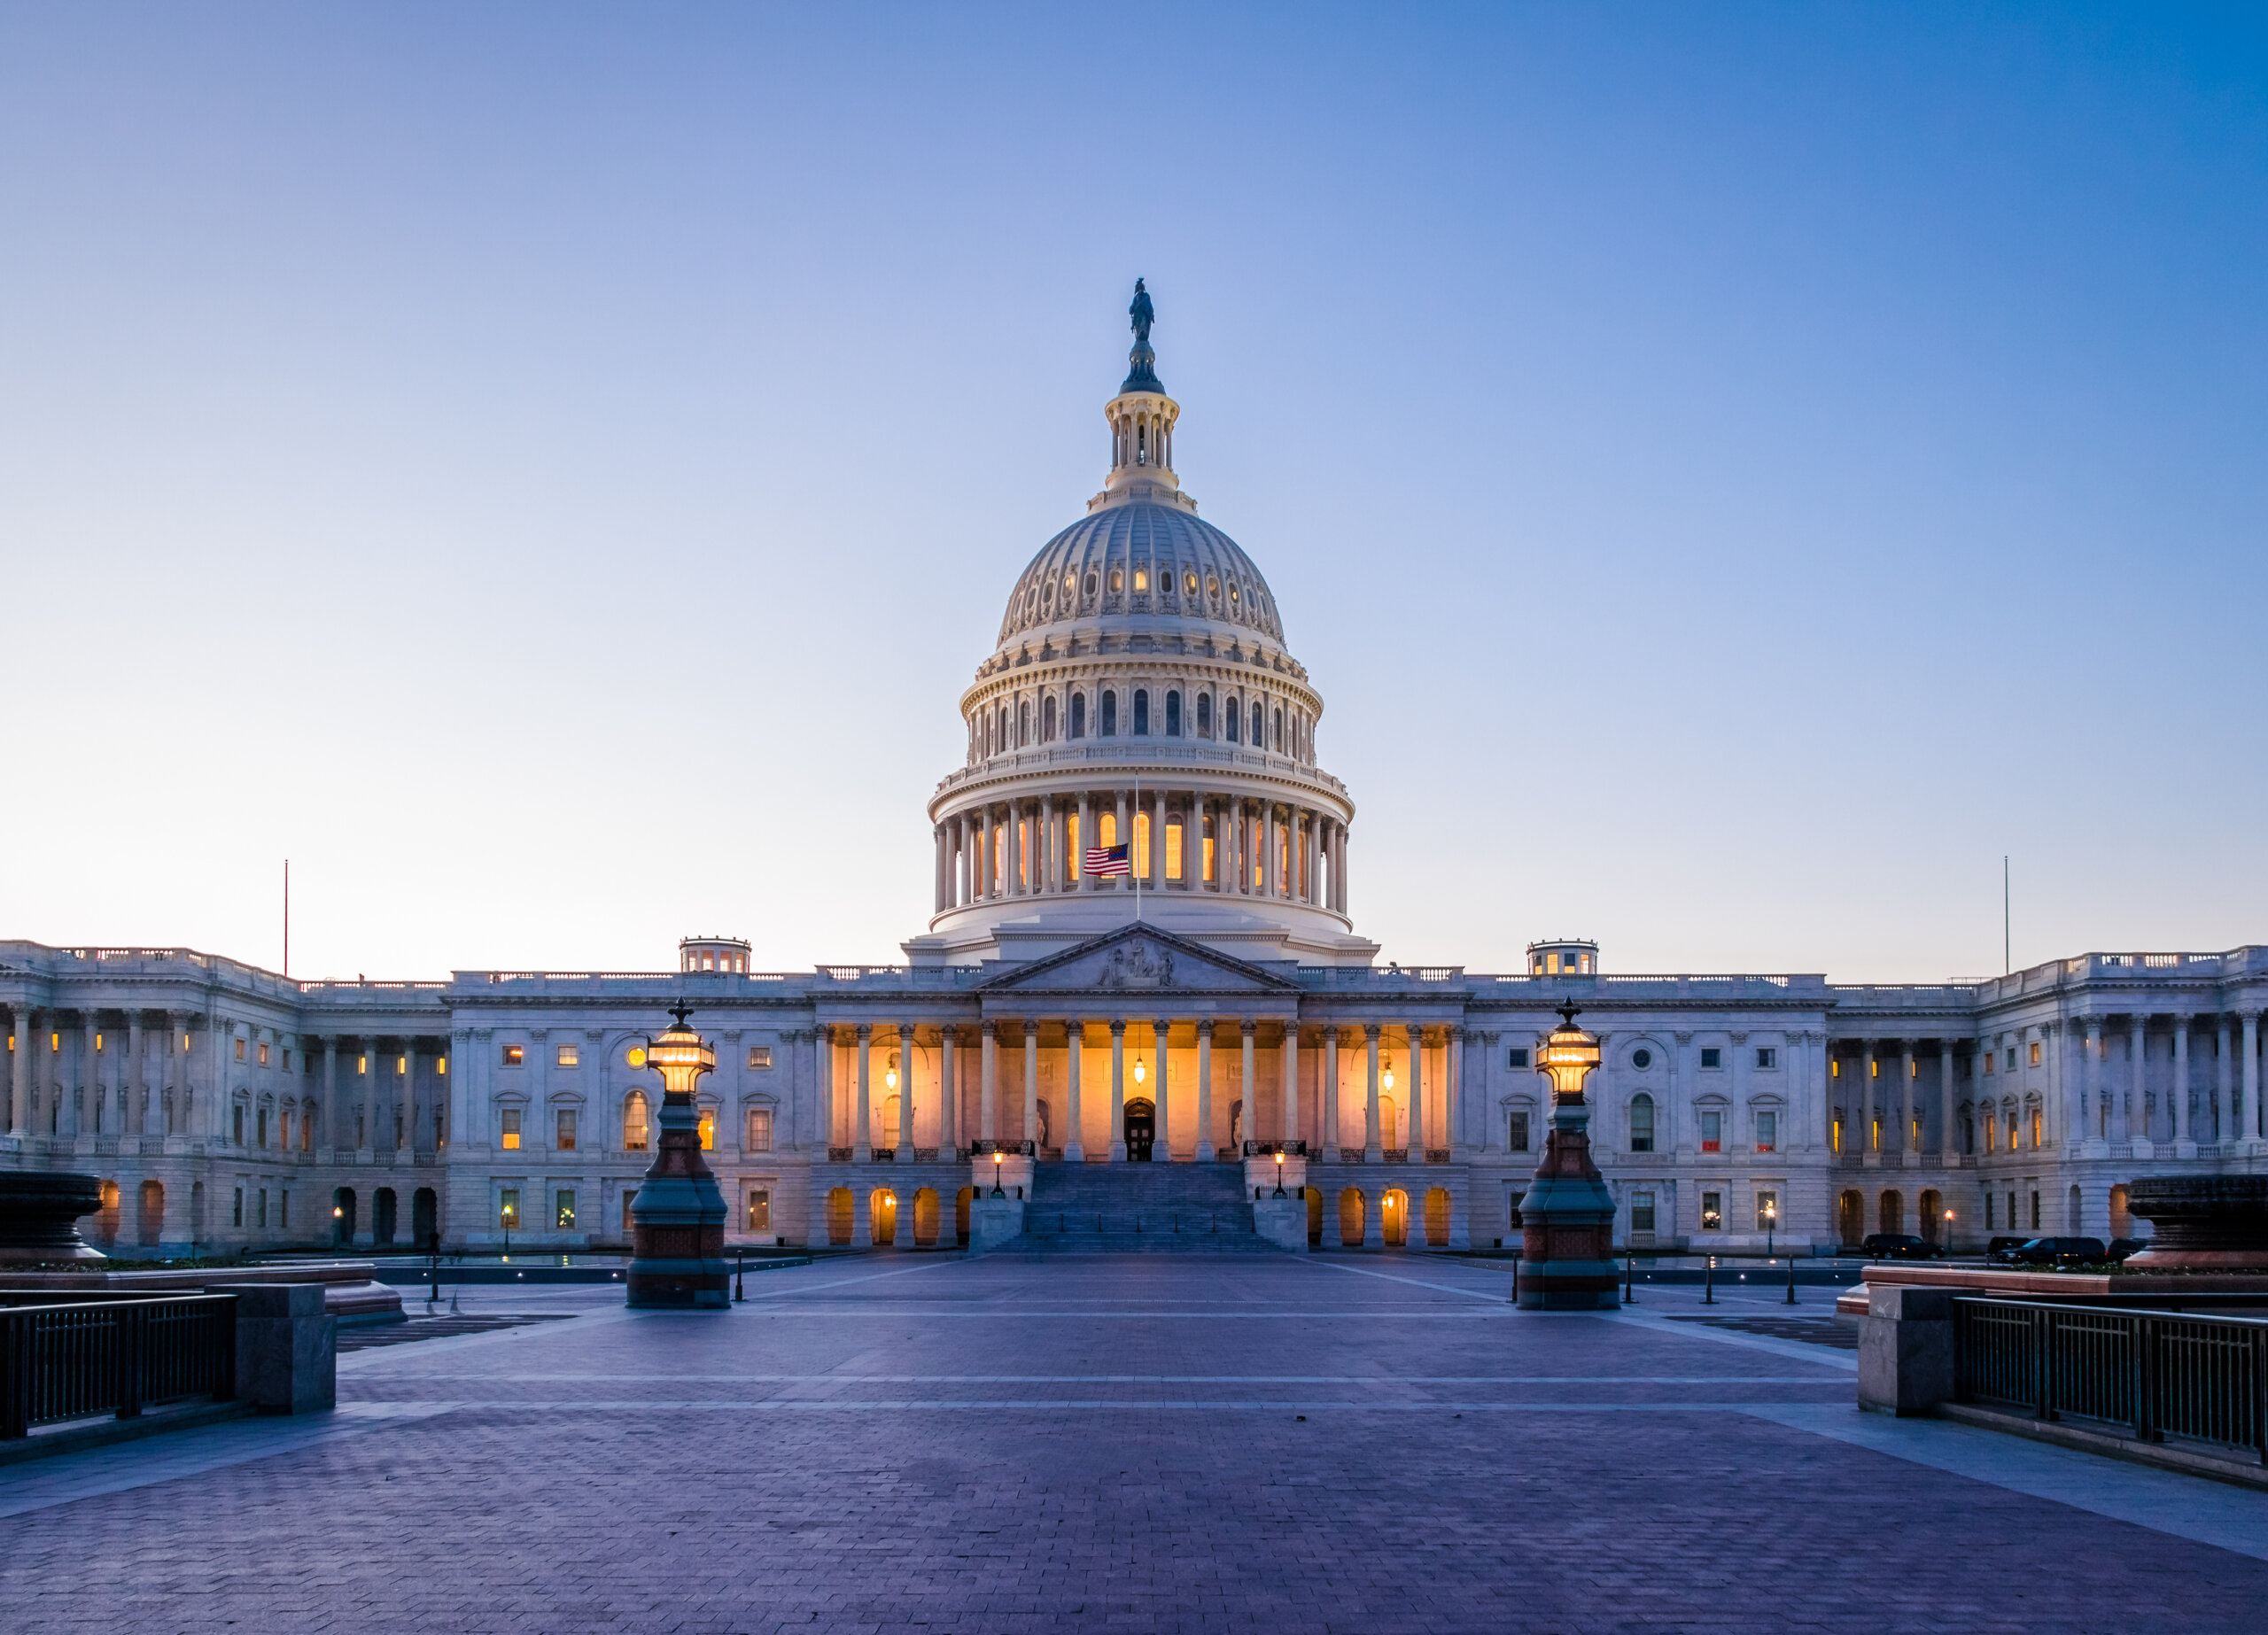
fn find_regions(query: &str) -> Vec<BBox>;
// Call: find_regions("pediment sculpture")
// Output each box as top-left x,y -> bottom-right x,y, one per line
1098,938 -> 1175,989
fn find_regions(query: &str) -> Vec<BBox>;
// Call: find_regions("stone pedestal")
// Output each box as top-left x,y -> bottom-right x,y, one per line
226,1283 -> 337,1414
967,1197 -> 1026,1255
1858,1283 -> 1955,1417
0,1173 -> 105,1264
2124,1175 -> 2268,1272
626,1088 -> 729,1308
1253,1196 -> 1308,1252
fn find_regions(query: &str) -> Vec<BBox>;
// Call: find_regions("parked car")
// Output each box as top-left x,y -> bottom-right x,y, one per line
1984,1236 -> 2033,1265
2106,1237 -> 2150,1262
2004,1236 -> 2109,1268
1858,1233 -> 1944,1260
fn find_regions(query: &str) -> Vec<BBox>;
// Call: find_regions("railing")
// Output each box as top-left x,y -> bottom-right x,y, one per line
1,1294 -> 237,1438
1242,1140 -> 1309,1158
1953,1298 -> 2268,1462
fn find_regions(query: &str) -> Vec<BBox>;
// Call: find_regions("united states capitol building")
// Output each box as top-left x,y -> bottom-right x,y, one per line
5,291 -> 2264,1259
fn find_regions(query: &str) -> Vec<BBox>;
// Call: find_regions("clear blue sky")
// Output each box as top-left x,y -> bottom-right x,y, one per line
4,4 -> 2264,982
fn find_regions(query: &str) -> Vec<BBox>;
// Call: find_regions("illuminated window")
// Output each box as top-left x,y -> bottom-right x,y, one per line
1133,567 -> 1148,592
397,1055 -> 407,1077
235,1039 -> 246,1063
698,1108 -> 716,1151
748,1189 -> 771,1231
1628,1094 -> 1655,1152
1755,1190 -> 1778,1232
502,1044 -> 524,1066
1109,568 -> 1123,593
500,1189 -> 519,1230
1832,1112 -> 1844,1152
2029,1042 -> 2041,1066
556,1043 -> 579,1068
1756,1111 -> 1776,1152
1630,1190 -> 1656,1232
501,1108 -> 522,1150
748,1046 -> 773,1070
555,1190 -> 576,1230
1700,1048 -> 1721,1070
1700,1192 -> 1722,1231
747,1107 -> 773,1151
1165,821 -> 1184,881
556,1109 -> 577,1151
1699,1111 -> 1721,1152
623,1091 -> 650,1151
1831,1059 -> 1840,1078
1984,1114 -> 1997,1152
2030,1108 -> 2042,1148
439,1055 -> 447,1076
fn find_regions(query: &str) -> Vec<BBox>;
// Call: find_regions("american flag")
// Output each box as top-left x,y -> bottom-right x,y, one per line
1084,842 -> 1132,878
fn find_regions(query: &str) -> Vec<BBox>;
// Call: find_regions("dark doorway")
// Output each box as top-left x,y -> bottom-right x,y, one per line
334,1188 -> 356,1246
1124,1097 -> 1155,1162
374,1188 -> 398,1247
412,1187 -> 438,1246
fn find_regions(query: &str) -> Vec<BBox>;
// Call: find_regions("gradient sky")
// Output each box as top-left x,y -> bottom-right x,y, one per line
4,4 -> 2264,984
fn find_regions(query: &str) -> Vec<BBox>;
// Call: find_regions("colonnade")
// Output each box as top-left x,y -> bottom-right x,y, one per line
820,1019 -> 1461,1165
934,790 -> 1348,914
4,1004 -> 200,1141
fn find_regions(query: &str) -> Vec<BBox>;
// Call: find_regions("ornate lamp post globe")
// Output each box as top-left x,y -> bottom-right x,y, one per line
1516,1002 -> 1621,1310
624,1003 -> 731,1310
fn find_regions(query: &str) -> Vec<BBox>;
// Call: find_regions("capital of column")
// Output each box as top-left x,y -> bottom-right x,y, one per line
1674,1031 -> 1694,1045
1109,1019 -> 1126,1037
1021,1019 -> 1037,1041
898,1022 -> 915,1042
855,1022 -> 872,1042
1241,1019 -> 1258,1038
1363,1022 -> 1379,1042
2239,1007 -> 2263,1023
1196,1018 -> 1215,1039
1406,1020 -> 1425,1042
940,1023 -> 958,1043
981,1019 -> 998,1040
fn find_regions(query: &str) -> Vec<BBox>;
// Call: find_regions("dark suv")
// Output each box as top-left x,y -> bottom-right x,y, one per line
1984,1236 -> 2033,1265
1858,1233 -> 1943,1260
2003,1236 -> 2109,1268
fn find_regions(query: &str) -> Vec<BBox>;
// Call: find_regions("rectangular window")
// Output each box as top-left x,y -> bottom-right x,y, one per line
748,1046 -> 773,1071
257,1189 -> 268,1228
2030,1190 -> 2040,1230
500,1189 -> 520,1229
1755,1111 -> 1776,1152
1630,1191 -> 1657,1233
1508,1110 -> 1531,1152
556,1109 -> 577,1151
1165,820 -> 1184,882
232,1188 -> 244,1228
1700,1191 -> 1722,1231
748,1189 -> 771,1231
502,1044 -> 524,1066
2006,1049 -> 2017,1073
501,1108 -> 522,1151
1831,1112 -> 1844,1153
556,1043 -> 579,1068
282,1189 -> 289,1227
1699,1111 -> 1721,1151
747,1107 -> 773,1151
234,1039 -> 246,1062
1985,1193 -> 1995,1229
439,1055 -> 447,1076
698,1108 -> 716,1151
233,1106 -> 245,1146
1984,1052 -> 1995,1075
397,1055 -> 408,1077
1756,1190 -> 1778,1232
1700,1048 -> 1721,1070
556,1190 -> 576,1230
258,1042 -> 270,1067
1831,1059 -> 1840,1078
283,1049 -> 292,1073
2029,1041 -> 2040,1066
358,1054 -> 369,1075
1755,1048 -> 1775,1069
2030,1108 -> 2041,1148
1507,1048 -> 1529,1068
1135,810 -> 1151,876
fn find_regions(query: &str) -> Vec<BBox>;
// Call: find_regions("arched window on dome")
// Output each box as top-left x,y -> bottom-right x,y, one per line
1042,695 -> 1057,742
1018,701 -> 1029,747
1273,706 -> 1284,751
1250,701 -> 1263,747
1101,691 -> 1118,737
1132,690 -> 1150,736
980,715 -> 990,758
1224,695 -> 1240,744
1196,693 -> 1213,738
1070,692 -> 1086,739
1165,691 -> 1181,737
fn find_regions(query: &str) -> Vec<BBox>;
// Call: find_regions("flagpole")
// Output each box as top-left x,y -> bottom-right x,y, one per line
1133,772 -> 1142,923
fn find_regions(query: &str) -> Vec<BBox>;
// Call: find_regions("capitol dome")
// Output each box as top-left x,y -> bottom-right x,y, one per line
913,283 -> 1374,970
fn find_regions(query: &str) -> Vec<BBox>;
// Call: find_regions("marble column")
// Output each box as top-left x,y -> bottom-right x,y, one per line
814,1027 -> 835,1151
1065,1019 -> 1085,1161
1239,1019 -> 1256,1155
1263,805 -> 1280,898
2173,1018 -> 2193,1146
939,1024 -> 958,1156
1406,1023 -> 1425,1157
1445,1024 -> 1463,1153
9,1006 -> 34,1135
1153,1019 -> 1172,1158
979,1021 -> 998,1143
897,1023 -> 916,1159
1899,1040 -> 1915,1154
1023,1020 -> 1038,1151
1115,790 -> 1130,892
1281,1022 -> 1299,1149
321,1036 -> 339,1154
80,1014 -> 97,1138
1078,793 -> 1095,890
1324,1027 -> 1340,1156
1938,1040 -> 1957,1161
1363,1023 -> 1382,1161
2129,1016 -> 2148,1144
1195,1019 -> 1216,1160
854,1023 -> 873,1162
126,1013 -> 145,1136
2241,1011 -> 2261,1142
2215,1016 -> 2233,1143
1041,795 -> 1057,891
1108,1020 -> 1127,1161
1860,1042 -> 1877,1151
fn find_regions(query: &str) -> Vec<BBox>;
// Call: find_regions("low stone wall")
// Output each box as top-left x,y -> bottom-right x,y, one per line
1839,1262 -> 2268,1317
0,1260 -> 402,1325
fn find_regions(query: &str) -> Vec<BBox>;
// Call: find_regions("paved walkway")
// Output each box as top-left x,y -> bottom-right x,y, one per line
4,1253 -> 2266,1631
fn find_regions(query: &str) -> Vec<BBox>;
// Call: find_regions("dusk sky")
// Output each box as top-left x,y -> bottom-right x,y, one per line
4,5 -> 2264,983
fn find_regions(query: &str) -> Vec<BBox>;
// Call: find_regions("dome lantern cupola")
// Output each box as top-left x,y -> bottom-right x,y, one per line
1093,277 -> 1192,515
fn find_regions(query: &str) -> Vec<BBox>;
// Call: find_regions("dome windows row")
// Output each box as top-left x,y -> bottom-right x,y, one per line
968,681 -> 1317,765
1015,562 -> 1261,624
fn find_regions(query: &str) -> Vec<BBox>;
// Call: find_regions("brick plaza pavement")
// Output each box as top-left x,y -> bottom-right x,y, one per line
4,1251 -> 2268,1632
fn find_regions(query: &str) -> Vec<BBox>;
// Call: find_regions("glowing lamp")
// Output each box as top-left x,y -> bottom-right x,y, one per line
1133,1058 -> 1147,1085
1537,1003 -> 1602,1106
624,1002 -> 730,1310
1382,1058 -> 1395,1092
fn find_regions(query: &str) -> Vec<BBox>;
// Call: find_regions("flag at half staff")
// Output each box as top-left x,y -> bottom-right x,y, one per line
1084,842 -> 1132,878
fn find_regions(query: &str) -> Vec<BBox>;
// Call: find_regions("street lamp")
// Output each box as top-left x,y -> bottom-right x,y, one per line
1514,1001 -> 1619,1310
1765,1198 -> 1777,1260
1273,1150 -> 1286,1197
624,1002 -> 730,1309
1943,1207 -> 1955,1256
991,1149 -> 1006,1197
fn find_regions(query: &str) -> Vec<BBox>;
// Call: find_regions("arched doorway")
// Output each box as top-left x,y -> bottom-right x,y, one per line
2109,1183 -> 2133,1239
374,1189 -> 398,1247
1878,1190 -> 1903,1236
1124,1096 -> 1155,1162
913,1188 -> 940,1248
94,1181 -> 120,1249
826,1188 -> 853,1245
2068,1183 -> 2083,1233
1306,1187 -> 1323,1246
1382,1188 -> 1410,1248
138,1181 -> 164,1248
955,1186 -> 974,1247
870,1189 -> 897,1246
334,1188 -> 356,1246
1424,1188 -> 1452,1247
1918,1189 -> 1942,1245
1339,1189 -> 1365,1247
412,1188 -> 439,1248
1837,1189 -> 1863,1249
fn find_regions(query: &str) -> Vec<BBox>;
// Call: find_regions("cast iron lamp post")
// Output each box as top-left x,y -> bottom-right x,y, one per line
1765,1198 -> 1776,1260
991,1150 -> 1006,1197
1515,1002 -> 1619,1310
625,1003 -> 730,1309
1273,1150 -> 1286,1197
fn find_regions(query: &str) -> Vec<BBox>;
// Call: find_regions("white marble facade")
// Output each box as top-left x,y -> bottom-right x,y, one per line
5,319 -> 2264,1256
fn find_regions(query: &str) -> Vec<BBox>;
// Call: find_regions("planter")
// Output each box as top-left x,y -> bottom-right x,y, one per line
2124,1175 -> 2268,1272
0,1173 -> 105,1264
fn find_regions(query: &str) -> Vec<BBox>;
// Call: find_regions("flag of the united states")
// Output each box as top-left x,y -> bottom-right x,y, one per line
1084,842 -> 1132,878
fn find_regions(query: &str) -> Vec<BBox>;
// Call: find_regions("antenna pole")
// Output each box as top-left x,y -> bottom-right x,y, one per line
2003,855 -> 2010,975
284,859 -> 291,978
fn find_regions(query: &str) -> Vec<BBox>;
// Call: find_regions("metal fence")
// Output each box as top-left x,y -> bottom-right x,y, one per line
1,1294 -> 237,1438
1953,1297 -> 2268,1462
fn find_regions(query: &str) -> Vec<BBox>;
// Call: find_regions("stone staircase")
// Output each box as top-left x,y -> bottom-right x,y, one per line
1012,1160 -> 1281,1254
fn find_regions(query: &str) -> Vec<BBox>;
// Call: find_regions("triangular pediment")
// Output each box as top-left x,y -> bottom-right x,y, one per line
976,924 -> 1301,996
